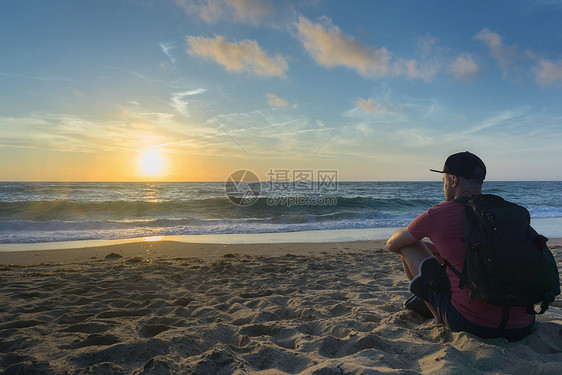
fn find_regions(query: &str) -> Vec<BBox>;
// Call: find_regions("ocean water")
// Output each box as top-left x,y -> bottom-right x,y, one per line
1,181 -> 561,244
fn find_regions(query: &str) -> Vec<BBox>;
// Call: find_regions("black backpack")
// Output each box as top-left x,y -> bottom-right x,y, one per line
446,194 -> 560,329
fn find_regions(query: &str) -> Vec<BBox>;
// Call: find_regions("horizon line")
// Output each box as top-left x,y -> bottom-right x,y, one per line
1,179 -> 561,183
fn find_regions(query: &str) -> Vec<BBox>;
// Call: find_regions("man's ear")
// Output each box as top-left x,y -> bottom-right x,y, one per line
451,175 -> 459,187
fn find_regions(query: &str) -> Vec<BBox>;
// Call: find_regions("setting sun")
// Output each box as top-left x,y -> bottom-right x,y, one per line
138,150 -> 166,178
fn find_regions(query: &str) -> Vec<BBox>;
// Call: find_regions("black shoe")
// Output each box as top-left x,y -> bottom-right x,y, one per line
404,295 -> 434,319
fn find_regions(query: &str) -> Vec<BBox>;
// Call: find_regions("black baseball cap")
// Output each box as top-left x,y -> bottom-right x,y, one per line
430,151 -> 486,180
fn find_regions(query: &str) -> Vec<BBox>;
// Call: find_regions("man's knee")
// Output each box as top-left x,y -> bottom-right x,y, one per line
399,241 -> 435,278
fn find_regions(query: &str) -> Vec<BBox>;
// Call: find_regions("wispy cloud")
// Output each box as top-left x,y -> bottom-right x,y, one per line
473,27 -> 528,80
176,0 -> 275,25
4,102 -> 555,177
266,93 -> 288,107
533,59 -> 562,87
462,107 -> 530,136
186,34 -> 288,77
294,16 -> 391,77
449,53 -> 479,81
226,0 -> 274,25
475,27 -> 562,88
0,107 -> 222,155
160,42 -> 177,65
169,89 -> 207,117
474,28 -> 516,69
400,59 -> 438,82
294,16 -> 440,82
401,34 -> 442,82
0,114 -> 122,153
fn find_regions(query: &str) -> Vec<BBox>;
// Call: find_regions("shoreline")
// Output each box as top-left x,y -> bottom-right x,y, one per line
0,239 -> 388,266
0,227 -> 399,253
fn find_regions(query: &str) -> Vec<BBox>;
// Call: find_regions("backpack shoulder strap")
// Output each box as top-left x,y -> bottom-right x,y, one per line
452,193 -> 485,205
452,196 -> 470,205
446,194 -> 483,300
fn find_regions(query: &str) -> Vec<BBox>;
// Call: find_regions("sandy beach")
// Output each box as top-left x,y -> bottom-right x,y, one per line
1,239 -> 561,374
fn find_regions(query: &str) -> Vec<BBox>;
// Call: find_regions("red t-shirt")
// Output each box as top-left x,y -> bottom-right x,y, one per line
407,201 -> 533,329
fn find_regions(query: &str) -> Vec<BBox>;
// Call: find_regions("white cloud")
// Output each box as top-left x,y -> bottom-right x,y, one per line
170,95 -> 186,118
474,28 -> 503,50
175,0 -> 274,25
160,42 -> 177,64
186,34 -> 288,77
294,16 -> 391,77
474,28 -> 520,75
475,27 -> 562,88
534,59 -> 562,87
294,16 -> 439,81
449,54 -> 479,81
266,93 -> 288,107
170,89 -> 206,117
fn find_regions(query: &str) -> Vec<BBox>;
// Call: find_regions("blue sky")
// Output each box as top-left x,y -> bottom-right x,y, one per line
1,0 -> 562,181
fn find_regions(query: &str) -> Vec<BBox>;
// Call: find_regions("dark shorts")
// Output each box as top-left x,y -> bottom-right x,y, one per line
409,257 -> 534,342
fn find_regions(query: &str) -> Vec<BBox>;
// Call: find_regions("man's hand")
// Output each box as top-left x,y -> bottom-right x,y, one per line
386,228 -> 418,254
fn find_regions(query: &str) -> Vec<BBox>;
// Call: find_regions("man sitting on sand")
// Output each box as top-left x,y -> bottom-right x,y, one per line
386,151 -> 534,341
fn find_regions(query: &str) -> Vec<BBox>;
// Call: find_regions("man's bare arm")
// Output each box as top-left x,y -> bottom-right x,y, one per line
386,228 -> 418,253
